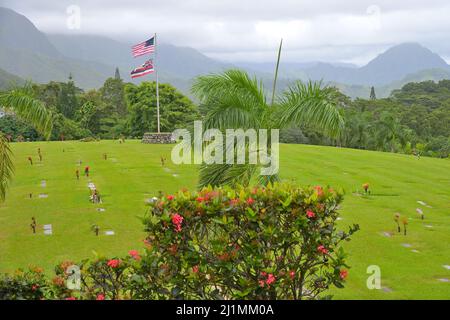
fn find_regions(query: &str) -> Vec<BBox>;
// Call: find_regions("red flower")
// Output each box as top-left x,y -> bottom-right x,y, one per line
306,210 -> 315,218
246,197 -> 255,205
266,274 -> 276,286
192,265 -> 199,273
128,250 -> 141,260
340,269 -> 348,280
107,259 -> 121,268
96,294 -> 105,300
65,297 -> 77,300
167,195 -> 174,201
289,270 -> 295,280
317,245 -> 328,255
258,280 -> 265,288
260,271 -> 267,277
196,197 -> 205,203
314,185 -> 324,197
230,198 -> 239,206
171,213 -> 184,232
31,284 -> 39,291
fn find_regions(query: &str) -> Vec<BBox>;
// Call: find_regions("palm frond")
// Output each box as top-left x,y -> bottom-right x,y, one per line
202,95 -> 264,130
192,69 -> 269,131
0,133 -> 14,201
278,81 -> 344,138
0,85 -> 53,139
192,69 -> 266,106
198,163 -> 257,189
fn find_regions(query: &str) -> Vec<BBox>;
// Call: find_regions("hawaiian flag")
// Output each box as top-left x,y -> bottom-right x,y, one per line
130,60 -> 154,78
132,36 -> 155,57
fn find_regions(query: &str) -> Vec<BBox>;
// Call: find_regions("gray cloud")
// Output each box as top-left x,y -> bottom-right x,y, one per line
2,0 -> 450,64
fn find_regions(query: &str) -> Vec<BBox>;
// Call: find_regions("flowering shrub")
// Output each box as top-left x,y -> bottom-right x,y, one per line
0,183 -> 358,300
139,183 -> 359,299
0,267 -> 47,300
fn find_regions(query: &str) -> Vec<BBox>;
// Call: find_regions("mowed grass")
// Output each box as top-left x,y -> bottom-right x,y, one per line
1,140 -> 449,299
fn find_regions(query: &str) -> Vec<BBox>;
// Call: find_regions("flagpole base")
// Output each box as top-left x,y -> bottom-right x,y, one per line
141,132 -> 175,144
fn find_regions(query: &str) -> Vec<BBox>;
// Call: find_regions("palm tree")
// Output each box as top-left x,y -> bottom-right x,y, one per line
192,69 -> 343,188
0,85 -> 53,201
374,112 -> 410,153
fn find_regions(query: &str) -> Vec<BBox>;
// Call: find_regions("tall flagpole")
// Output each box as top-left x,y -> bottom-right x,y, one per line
155,33 -> 160,133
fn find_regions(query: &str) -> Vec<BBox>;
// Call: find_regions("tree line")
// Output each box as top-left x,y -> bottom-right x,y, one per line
0,69 -> 198,141
1,72 -> 449,158
281,81 -> 450,158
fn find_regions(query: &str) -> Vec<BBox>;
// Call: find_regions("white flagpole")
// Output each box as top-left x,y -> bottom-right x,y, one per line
155,32 -> 160,133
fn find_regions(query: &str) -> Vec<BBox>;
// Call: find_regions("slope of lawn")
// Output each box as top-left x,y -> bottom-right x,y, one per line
0,140 -> 449,299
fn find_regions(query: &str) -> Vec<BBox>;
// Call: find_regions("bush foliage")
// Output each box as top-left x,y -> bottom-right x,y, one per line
0,183 -> 358,300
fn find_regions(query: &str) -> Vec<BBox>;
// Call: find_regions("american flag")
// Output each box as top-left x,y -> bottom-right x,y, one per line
130,60 -> 154,78
132,36 -> 155,57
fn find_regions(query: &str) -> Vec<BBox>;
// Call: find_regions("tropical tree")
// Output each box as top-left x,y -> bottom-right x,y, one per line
125,82 -> 200,137
374,112 -> 410,152
0,86 -> 52,201
191,69 -> 344,188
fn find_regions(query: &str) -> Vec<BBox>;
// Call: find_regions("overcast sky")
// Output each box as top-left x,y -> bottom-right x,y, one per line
2,0 -> 450,65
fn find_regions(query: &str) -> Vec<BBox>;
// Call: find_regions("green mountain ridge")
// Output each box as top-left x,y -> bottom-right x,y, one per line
1,6 -> 450,99
0,67 -> 24,90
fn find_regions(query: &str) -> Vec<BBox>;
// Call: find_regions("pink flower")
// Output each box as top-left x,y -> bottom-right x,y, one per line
246,197 -> 255,205
314,186 -> 324,197
192,265 -> 199,273
266,274 -> 276,286
65,296 -> 77,300
96,294 -> 105,300
317,245 -> 328,255
167,195 -> 174,201
230,199 -> 239,206
259,272 -> 276,288
340,269 -> 348,280
107,259 -> 121,268
306,210 -> 315,218
171,213 -> 184,232
31,284 -> 39,291
128,250 -> 141,260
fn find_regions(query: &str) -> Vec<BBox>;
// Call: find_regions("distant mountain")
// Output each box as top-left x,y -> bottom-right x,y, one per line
0,7 -> 61,58
1,6 -> 450,99
47,34 -> 233,81
291,43 -> 450,86
331,68 -> 450,99
0,67 -> 23,90
0,7 -> 116,88
356,43 -> 449,85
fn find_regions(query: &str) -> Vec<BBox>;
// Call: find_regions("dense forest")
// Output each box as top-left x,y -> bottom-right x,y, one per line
1,73 -> 449,158
281,81 -> 450,158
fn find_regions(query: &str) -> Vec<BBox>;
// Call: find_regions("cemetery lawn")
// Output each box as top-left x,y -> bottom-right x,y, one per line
1,140 -> 449,299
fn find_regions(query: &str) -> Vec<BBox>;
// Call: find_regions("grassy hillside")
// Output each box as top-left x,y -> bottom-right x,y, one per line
0,67 -> 23,90
0,141 -> 449,299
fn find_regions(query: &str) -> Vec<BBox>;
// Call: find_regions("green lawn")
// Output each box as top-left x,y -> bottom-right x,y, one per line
1,140 -> 449,299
